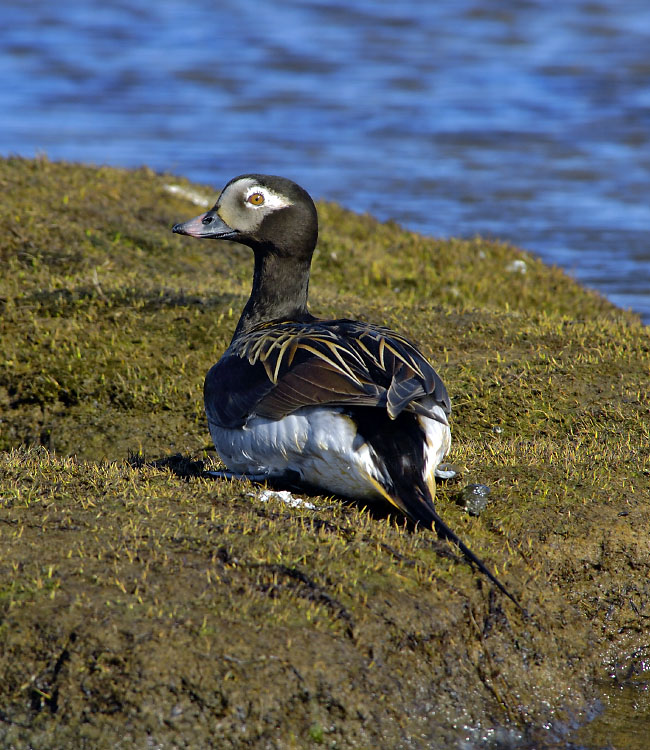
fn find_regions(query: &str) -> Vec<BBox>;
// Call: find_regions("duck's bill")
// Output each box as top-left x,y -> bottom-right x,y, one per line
172,210 -> 239,239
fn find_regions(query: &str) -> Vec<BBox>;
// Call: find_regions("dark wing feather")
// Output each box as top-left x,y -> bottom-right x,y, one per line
385,369 -> 426,419
205,319 -> 450,428
254,356 -> 383,420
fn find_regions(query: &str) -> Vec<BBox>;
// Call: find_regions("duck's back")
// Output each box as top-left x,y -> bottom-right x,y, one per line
204,319 -> 451,502
205,318 -> 450,427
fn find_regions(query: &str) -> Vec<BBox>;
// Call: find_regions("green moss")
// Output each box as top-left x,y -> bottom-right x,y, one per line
1,156 -> 649,748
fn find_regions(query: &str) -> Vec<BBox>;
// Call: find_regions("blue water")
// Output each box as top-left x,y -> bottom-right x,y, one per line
3,0 -> 650,325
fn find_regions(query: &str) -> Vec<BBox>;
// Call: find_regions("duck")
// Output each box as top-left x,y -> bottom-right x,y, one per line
172,174 -> 521,608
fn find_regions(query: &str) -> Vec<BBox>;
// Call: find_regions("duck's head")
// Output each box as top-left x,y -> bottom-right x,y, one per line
172,174 -> 318,261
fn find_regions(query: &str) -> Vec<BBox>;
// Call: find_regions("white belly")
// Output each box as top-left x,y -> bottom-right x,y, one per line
208,406 -> 451,500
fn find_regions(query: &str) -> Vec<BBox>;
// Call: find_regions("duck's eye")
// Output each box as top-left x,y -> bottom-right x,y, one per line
247,192 -> 265,206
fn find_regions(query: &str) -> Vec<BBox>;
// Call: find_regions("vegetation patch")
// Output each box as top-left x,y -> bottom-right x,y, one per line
1,156 -> 649,748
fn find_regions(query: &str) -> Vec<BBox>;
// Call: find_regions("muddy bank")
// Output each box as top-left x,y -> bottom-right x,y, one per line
1,157 -> 649,748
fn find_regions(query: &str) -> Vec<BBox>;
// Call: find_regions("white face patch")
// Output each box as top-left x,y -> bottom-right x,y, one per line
244,184 -> 293,211
217,177 -> 294,233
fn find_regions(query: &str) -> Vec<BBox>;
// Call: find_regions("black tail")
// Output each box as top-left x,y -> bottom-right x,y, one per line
356,408 -> 526,613
414,490 -> 526,614
369,467 -> 526,613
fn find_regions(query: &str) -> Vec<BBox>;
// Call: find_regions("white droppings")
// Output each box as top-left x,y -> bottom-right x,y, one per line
248,489 -> 317,510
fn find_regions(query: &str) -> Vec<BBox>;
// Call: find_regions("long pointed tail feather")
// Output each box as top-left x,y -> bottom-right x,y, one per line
419,498 -> 526,614
367,473 -> 526,613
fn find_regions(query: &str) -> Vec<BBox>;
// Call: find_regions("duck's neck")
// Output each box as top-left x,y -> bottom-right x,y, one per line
233,251 -> 313,338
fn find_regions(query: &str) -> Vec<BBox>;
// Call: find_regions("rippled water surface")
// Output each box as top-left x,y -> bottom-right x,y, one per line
3,0 -> 649,322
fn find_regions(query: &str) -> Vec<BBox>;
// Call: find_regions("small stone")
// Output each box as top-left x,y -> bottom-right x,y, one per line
460,483 -> 491,516
492,425 -> 503,434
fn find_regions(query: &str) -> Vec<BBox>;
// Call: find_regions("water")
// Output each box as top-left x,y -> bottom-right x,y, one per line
2,0 -> 649,323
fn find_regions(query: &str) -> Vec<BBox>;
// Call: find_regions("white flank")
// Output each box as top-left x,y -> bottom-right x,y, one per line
419,408 -> 453,487
208,407 -> 390,500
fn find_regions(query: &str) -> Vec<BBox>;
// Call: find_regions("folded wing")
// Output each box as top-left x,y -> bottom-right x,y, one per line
205,319 -> 450,429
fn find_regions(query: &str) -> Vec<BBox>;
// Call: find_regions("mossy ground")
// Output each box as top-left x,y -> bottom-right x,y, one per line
1,156 -> 649,748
